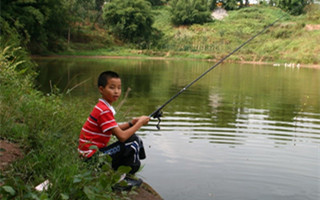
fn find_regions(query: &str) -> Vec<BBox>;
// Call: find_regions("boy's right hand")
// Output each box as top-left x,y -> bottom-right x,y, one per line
137,116 -> 150,125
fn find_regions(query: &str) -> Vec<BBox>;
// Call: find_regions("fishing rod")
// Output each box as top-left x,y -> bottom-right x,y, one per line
149,16 -> 284,130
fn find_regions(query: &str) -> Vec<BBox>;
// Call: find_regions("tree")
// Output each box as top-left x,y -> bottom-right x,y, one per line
274,0 -> 313,15
0,0 -> 69,53
147,0 -> 166,6
63,0 -> 96,46
102,0 -> 160,47
208,0 -> 217,11
224,0 -> 238,10
170,0 -> 212,26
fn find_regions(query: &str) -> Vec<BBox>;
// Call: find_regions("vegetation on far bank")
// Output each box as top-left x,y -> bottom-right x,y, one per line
62,4 -> 320,65
2,1 -> 320,65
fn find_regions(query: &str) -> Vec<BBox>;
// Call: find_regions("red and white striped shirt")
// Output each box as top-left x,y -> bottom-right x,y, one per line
78,98 -> 118,157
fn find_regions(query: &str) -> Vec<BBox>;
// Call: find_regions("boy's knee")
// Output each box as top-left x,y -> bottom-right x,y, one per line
125,134 -> 139,143
129,162 -> 141,174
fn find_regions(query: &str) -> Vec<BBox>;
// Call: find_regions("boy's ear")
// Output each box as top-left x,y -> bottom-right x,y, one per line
98,86 -> 104,93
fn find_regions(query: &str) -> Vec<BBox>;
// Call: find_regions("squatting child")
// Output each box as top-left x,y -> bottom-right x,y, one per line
78,71 -> 150,188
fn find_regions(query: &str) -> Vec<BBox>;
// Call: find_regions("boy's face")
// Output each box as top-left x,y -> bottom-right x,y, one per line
99,77 -> 121,104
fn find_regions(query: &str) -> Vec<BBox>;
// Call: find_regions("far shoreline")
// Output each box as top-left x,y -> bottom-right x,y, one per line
31,54 -> 320,69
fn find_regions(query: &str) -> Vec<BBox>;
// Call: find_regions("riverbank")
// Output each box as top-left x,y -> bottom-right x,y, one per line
32,54 -> 320,69
0,49 -> 163,199
0,139 -> 163,200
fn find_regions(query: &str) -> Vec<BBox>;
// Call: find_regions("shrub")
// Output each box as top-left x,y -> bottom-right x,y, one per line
275,0 -> 311,15
102,0 -> 161,47
169,0 -> 212,26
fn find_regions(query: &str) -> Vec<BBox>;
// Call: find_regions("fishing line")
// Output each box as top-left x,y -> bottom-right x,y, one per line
150,16 -> 284,129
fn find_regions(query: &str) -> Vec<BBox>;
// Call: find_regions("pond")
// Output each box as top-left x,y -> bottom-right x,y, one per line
34,57 -> 320,200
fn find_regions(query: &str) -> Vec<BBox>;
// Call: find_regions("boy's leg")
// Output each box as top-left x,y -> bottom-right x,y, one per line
121,134 -> 146,174
99,141 -> 124,171
99,134 -> 146,174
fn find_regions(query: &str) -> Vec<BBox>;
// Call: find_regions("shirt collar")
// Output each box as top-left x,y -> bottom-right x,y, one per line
99,98 -> 116,115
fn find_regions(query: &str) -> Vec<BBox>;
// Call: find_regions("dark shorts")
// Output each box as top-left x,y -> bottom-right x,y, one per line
99,134 -> 146,174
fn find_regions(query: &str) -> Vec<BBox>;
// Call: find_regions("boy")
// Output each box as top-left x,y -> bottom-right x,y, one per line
78,71 -> 150,188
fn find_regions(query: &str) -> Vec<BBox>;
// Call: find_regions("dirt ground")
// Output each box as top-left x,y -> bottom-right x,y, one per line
0,140 -> 162,199
127,182 -> 163,200
0,140 -> 23,171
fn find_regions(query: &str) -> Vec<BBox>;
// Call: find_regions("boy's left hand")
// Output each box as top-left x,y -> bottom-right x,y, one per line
132,116 -> 150,125
131,117 -> 139,125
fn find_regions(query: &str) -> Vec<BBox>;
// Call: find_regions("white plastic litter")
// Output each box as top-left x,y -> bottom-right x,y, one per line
35,179 -> 51,191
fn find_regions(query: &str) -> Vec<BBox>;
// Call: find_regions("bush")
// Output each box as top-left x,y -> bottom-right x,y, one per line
169,0 -> 212,26
223,0 -> 239,10
102,0 -> 161,47
147,0 -> 167,6
275,0 -> 311,15
304,3 -> 320,22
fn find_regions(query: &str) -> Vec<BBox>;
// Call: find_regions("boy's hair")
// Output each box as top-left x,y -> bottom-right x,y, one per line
98,71 -> 120,87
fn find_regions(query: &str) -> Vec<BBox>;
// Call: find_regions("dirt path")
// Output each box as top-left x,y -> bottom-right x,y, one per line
128,182 -> 163,200
0,140 -> 23,171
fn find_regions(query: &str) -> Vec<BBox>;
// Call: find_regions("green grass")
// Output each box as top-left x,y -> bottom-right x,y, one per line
152,4 -> 319,64
59,46 -> 150,57
0,46 -> 131,199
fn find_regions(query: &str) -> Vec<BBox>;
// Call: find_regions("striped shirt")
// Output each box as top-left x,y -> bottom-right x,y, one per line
78,98 -> 118,157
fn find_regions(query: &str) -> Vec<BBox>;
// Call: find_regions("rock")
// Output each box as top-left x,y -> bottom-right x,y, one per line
211,8 -> 228,20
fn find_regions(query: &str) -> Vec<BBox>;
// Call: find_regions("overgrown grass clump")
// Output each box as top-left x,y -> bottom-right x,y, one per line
0,47 -> 130,199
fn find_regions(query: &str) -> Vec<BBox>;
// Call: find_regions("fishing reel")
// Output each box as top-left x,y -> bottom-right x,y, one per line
151,110 -> 163,130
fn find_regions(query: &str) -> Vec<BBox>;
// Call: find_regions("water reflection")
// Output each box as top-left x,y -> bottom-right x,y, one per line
144,107 -> 320,147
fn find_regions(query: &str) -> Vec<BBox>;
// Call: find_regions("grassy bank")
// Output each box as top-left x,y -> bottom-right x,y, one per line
60,5 -> 320,65
0,48 -> 131,199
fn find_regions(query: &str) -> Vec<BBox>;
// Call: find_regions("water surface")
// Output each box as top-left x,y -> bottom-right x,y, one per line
35,58 -> 320,200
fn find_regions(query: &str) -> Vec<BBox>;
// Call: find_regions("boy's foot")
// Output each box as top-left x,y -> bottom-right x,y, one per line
112,175 -> 143,191
124,176 -> 143,187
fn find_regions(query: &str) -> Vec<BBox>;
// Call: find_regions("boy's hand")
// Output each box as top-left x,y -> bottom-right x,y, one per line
134,116 -> 150,125
131,117 -> 139,125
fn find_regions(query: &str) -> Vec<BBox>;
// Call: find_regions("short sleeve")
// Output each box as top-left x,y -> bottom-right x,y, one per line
98,110 -> 118,133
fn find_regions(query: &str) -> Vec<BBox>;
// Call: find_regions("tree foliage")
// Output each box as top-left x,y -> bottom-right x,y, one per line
169,0 -> 212,26
0,0 -> 314,55
274,0 -> 313,15
0,0 -> 70,53
102,0 -> 161,47
147,0 -> 167,6
0,0 -> 103,53
223,0 -> 239,10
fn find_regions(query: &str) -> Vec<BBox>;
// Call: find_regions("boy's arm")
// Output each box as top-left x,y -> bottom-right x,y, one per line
118,117 -> 141,130
112,116 -> 149,142
118,122 -> 132,130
